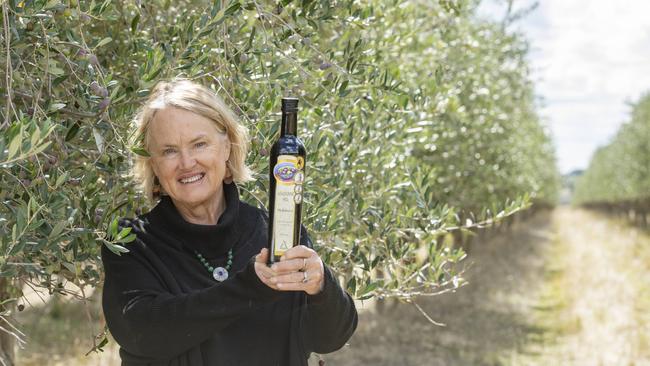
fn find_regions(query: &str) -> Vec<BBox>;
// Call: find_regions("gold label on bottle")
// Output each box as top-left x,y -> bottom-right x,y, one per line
272,155 -> 304,257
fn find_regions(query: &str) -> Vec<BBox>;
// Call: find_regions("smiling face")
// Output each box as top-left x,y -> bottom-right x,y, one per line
147,107 -> 231,212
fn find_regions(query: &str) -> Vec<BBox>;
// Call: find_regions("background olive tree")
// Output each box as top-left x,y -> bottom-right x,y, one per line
573,92 -> 650,226
0,0 -> 558,362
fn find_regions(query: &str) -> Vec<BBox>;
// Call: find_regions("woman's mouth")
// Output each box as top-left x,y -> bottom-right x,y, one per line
178,173 -> 205,184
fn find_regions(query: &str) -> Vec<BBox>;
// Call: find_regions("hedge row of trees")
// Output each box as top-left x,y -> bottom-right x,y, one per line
1,0 -> 558,359
574,92 -> 650,227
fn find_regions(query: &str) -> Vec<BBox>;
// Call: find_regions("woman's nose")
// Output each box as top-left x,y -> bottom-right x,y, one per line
179,150 -> 196,169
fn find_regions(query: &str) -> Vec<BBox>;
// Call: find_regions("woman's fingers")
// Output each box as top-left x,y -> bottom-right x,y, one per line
255,248 -> 269,263
274,270 -> 323,295
271,269 -> 321,285
255,263 -> 275,279
254,249 -> 274,278
254,246 -> 325,295
271,257 -> 307,273
271,245 -> 316,273
254,248 -> 279,289
280,245 -> 315,261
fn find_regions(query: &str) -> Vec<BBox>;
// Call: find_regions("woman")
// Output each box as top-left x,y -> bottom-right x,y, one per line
101,79 -> 358,365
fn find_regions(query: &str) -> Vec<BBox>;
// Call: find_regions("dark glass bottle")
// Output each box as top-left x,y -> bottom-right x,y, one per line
267,98 -> 306,264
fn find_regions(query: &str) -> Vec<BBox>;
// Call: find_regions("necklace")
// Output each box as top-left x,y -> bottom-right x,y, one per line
194,249 -> 233,282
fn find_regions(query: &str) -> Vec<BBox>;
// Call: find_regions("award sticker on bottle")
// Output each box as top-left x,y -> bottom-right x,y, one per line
293,168 -> 304,204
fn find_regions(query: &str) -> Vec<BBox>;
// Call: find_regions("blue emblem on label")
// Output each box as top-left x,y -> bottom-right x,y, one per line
274,162 -> 297,182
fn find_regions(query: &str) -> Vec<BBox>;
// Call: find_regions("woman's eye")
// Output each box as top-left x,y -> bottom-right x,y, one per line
162,148 -> 176,155
195,142 -> 207,148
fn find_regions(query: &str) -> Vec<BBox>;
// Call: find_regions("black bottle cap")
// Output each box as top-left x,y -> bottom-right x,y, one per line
282,98 -> 299,113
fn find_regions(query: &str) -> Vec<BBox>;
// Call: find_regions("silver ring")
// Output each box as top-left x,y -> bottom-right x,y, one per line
302,271 -> 309,283
302,258 -> 307,272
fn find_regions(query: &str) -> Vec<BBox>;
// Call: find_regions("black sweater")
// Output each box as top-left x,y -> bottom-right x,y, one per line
101,183 -> 358,365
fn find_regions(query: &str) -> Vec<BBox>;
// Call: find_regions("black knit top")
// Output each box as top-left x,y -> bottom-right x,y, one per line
101,183 -> 358,365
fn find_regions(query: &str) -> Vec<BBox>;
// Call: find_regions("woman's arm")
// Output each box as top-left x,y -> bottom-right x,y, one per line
255,227 -> 359,354
303,264 -> 359,354
101,241 -> 281,360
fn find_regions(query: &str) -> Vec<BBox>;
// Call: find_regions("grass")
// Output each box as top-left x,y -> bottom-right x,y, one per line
631,227 -> 650,360
594,212 -> 650,361
498,228 -> 575,364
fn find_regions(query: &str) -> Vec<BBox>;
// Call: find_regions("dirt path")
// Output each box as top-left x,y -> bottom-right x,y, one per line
535,208 -> 650,365
322,207 -> 650,366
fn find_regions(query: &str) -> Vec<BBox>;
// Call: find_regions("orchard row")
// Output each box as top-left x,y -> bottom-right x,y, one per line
574,93 -> 650,227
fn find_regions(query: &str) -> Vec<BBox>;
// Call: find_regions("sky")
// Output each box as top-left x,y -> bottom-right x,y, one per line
476,0 -> 650,174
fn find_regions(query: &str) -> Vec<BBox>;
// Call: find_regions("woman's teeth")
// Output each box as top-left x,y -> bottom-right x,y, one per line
179,173 -> 204,184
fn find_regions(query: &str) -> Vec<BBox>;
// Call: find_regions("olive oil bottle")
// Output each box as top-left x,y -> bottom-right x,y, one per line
267,98 -> 306,264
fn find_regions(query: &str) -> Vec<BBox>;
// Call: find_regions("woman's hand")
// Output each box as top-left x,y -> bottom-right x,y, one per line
254,246 -> 325,295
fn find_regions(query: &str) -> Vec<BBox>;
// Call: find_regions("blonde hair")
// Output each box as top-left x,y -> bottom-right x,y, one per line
131,79 -> 253,202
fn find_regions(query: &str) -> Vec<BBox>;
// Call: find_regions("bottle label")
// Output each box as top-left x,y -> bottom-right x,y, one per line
272,155 -> 304,257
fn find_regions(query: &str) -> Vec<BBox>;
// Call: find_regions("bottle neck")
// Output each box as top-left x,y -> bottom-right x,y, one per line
281,111 -> 298,136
